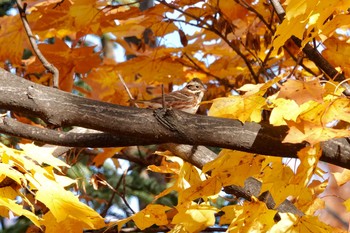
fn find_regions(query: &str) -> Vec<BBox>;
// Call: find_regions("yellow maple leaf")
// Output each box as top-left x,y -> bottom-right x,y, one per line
0,187 -> 22,219
321,15 -> 350,39
321,96 -> 350,124
272,0 -> 349,49
0,163 -> 26,186
283,120 -> 350,145
343,198 -> 350,212
238,76 -> 282,96
85,63 -> 133,104
203,150 -> 264,187
259,159 -> 296,206
180,176 -> 222,204
149,153 -> 209,202
273,14 -> 306,50
209,77 -> 282,122
269,213 -> 333,232
34,173 -> 105,229
132,204 -> 172,230
0,143 -> 104,230
269,98 -> 301,126
148,152 -> 182,175
303,197 -> 325,216
19,143 -> 70,172
222,198 -> 277,232
172,202 -> 218,233
333,169 -> 350,186
148,153 -> 189,201
292,146 -> 324,191
306,1 -> 350,44
219,205 -> 242,225
42,211 -> 87,233
0,196 -> 41,227
112,204 -> 171,231
208,95 -> 265,123
111,16 -> 147,38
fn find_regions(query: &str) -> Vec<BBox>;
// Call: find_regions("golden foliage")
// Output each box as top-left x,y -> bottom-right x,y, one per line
1,0 -> 350,231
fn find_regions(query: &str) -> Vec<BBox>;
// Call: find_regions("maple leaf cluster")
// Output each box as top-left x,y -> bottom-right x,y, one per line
0,0 -> 349,232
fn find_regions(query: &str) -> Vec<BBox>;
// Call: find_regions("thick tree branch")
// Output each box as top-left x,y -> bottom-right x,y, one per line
0,68 -> 349,168
0,117 -> 156,147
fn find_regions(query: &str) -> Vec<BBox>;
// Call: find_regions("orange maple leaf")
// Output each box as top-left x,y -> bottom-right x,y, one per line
0,16 -> 28,64
278,79 -> 325,105
28,38 -> 100,91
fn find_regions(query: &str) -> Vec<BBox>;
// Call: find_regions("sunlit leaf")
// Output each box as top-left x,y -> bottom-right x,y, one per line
222,198 -> 276,232
277,79 -> 325,105
35,173 -> 105,229
19,143 -> 70,172
172,202 -> 218,232
203,150 -> 265,187
132,204 -> 171,230
0,16 -> 28,64
269,213 -> 334,232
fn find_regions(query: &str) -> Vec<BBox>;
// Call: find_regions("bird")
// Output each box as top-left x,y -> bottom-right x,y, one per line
134,78 -> 206,114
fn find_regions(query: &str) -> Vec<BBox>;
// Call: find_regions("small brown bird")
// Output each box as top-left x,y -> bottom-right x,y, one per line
135,78 -> 206,114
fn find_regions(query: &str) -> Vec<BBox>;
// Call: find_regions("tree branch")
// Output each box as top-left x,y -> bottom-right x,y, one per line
270,0 -> 350,95
0,68 -> 349,168
16,0 -> 59,88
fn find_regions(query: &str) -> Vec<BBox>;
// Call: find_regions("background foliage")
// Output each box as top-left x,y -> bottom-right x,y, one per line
0,0 -> 349,232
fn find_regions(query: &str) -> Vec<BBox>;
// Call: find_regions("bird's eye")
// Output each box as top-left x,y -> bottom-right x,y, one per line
196,85 -> 199,88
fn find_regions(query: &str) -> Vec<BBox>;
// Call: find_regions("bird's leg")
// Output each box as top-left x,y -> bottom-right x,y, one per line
161,84 -> 166,109
153,108 -> 177,131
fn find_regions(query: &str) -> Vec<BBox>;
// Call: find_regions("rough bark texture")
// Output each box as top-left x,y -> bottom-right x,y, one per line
0,68 -> 349,168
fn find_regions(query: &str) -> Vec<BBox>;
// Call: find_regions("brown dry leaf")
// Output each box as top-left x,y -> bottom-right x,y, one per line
278,79 -> 325,105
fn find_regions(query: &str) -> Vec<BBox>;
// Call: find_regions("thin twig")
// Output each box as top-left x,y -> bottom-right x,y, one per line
101,167 -> 131,217
235,0 -> 317,76
95,172 -> 135,215
286,55 -> 303,80
118,74 -> 139,108
16,0 -> 59,88
161,84 -> 166,108
157,0 -> 259,82
182,53 -> 237,91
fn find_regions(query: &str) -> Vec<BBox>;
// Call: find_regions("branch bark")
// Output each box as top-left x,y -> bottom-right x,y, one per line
0,68 -> 349,168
